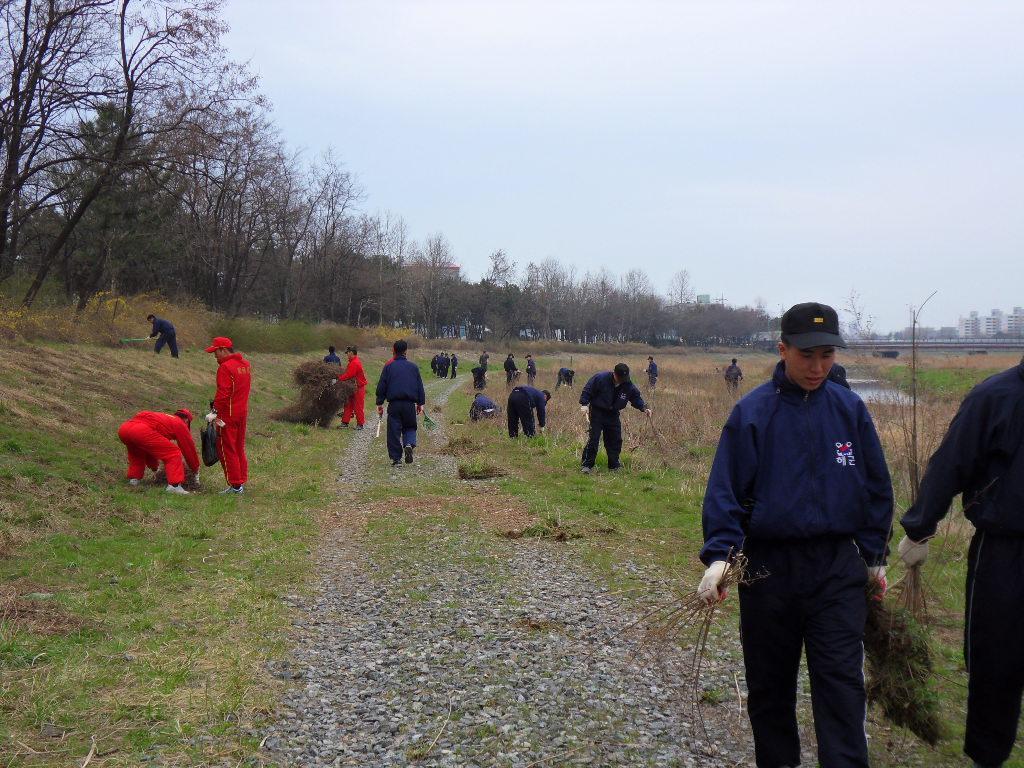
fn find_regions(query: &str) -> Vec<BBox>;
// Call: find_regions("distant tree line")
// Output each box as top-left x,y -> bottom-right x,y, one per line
1,0 -> 775,345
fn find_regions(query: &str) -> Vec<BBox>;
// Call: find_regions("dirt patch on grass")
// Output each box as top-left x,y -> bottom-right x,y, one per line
0,581 -> 84,636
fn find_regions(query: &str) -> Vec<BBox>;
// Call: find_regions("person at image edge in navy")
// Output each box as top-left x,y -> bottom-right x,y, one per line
578,363 -> 651,473
507,385 -> 550,438
898,357 -> 1024,768
699,302 -> 893,768
375,339 -> 426,466
147,314 -> 178,358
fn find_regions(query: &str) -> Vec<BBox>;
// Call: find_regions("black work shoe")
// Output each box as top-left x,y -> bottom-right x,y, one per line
404,445 -> 414,464
338,422 -> 349,429
391,459 -> 401,466
356,425 -> 364,430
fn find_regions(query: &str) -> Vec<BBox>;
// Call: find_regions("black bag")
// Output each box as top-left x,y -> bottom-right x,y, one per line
201,422 -> 220,466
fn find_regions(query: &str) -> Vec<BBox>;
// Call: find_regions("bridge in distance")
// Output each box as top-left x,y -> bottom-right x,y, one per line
847,339 -> 1024,352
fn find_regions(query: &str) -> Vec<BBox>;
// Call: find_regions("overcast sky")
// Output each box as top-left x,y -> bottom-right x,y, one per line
222,1 -> 1022,332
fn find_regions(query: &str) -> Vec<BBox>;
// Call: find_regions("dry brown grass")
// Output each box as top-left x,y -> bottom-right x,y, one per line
0,581 -> 84,636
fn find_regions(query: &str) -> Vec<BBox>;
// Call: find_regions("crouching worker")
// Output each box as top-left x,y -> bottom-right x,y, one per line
556,367 -> 575,388
507,385 -> 550,438
118,409 -> 200,494
699,302 -> 893,768
469,393 -> 499,421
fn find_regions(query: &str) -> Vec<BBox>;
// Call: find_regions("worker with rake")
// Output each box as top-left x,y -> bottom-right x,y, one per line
899,357 -> 1024,768
699,302 -> 893,768
147,313 -> 178,358
337,346 -> 368,430
375,339 -> 425,466
579,363 -> 652,474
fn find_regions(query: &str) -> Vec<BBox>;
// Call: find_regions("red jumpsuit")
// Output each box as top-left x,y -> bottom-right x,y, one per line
339,355 -> 369,426
118,411 -> 200,485
213,353 -> 252,486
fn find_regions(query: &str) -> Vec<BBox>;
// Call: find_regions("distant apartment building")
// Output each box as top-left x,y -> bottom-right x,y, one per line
958,307 -> 1024,337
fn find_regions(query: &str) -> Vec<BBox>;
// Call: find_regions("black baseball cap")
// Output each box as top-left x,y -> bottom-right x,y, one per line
613,363 -> 631,382
781,302 -> 846,349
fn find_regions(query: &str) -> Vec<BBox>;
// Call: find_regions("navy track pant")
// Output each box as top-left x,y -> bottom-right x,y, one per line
581,409 -> 622,469
386,401 -> 417,462
506,388 -> 536,438
739,536 -> 869,768
154,333 -> 178,357
964,532 -> 1024,767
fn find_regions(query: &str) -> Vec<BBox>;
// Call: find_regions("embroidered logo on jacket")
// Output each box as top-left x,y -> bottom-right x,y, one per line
835,441 -> 856,466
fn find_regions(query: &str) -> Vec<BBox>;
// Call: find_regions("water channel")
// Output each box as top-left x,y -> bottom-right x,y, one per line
846,368 -> 906,403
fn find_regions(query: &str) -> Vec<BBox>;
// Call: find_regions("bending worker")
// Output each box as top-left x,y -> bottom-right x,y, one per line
699,302 -> 892,768
375,339 -> 426,466
579,363 -> 651,473
118,408 -> 200,495
899,356 -> 1024,768
470,393 -> 498,421
337,345 -> 368,429
507,385 -> 550,438
147,313 -> 178,358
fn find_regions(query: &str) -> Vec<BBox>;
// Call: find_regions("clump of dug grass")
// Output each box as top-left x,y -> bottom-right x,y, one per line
272,362 -> 356,428
457,459 -> 505,480
864,583 -> 943,745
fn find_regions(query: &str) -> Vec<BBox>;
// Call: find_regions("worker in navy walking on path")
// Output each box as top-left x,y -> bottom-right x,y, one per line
579,363 -> 651,473
645,356 -> 658,389
449,353 -> 458,379
699,302 -> 893,768
525,354 -> 537,385
898,357 -> 1024,768
147,314 -> 178,358
375,339 -> 426,466
507,385 -> 550,438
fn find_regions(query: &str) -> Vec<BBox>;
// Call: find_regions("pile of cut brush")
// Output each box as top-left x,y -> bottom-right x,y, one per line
864,582 -> 943,745
272,362 -> 356,428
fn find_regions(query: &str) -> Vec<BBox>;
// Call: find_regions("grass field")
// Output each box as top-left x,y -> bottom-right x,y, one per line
2,341 -> 1022,766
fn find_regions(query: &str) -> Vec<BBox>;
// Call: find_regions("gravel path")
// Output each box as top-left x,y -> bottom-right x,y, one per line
260,378 -> 768,767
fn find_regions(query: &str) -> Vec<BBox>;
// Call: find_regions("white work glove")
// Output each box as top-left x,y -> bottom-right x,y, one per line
867,565 -> 887,597
215,418 -> 225,428
697,561 -> 729,605
580,405 -> 589,414
205,412 -> 217,423
898,535 -> 928,567
644,408 -> 653,417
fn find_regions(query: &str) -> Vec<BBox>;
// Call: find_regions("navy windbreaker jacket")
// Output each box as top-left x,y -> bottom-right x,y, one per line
375,355 -> 426,406
700,360 -> 893,566
150,317 -> 175,336
512,385 -> 548,428
902,362 -> 1024,539
647,361 -> 658,377
579,371 -> 648,413
324,353 -> 341,364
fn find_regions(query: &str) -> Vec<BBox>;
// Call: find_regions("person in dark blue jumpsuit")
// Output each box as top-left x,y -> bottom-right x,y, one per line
526,355 -> 537,385
506,385 -> 550,438
579,363 -> 651,473
645,356 -> 658,388
469,393 -> 498,421
899,358 -> 1024,768
449,353 -> 458,379
147,314 -> 178,358
324,346 -> 341,364
699,302 -> 893,768
556,367 -> 575,389
374,339 -> 426,466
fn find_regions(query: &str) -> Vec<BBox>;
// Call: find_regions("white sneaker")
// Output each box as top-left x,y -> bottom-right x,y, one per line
219,485 -> 244,494
165,484 -> 190,495
128,479 -> 140,486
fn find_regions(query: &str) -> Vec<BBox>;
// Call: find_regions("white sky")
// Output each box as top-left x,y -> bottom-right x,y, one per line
222,1 -> 1023,332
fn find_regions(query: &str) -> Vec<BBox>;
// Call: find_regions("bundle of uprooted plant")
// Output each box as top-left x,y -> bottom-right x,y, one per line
272,361 -> 357,427
864,580 -> 943,745
618,553 -> 752,736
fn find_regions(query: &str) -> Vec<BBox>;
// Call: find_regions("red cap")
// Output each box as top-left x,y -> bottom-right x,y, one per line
205,336 -> 232,353
174,408 -> 194,424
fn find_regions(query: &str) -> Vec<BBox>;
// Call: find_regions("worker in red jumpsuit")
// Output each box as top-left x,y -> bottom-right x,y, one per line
338,345 -> 369,429
205,336 -> 252,494
118,408 -> 200,495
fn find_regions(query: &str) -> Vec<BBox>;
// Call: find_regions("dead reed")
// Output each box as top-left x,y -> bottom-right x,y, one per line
271,361 -> 356,427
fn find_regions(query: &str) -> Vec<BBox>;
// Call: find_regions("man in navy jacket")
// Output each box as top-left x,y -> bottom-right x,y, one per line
507,385 -> 550,438
899,359 -> 1024,768
375,339 -> 426,466
579,363 -> 651,473
147,314 -> 178,358
699,302 -> 893,768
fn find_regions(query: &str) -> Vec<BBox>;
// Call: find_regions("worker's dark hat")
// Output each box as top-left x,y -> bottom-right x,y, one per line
781,303 -> 846,349
205,336 -> 233,353
613,362 -> 631,382
174,408 -> 194,424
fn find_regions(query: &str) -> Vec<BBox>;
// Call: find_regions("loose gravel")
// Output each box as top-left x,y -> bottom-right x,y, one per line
260,379 -> 799,767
